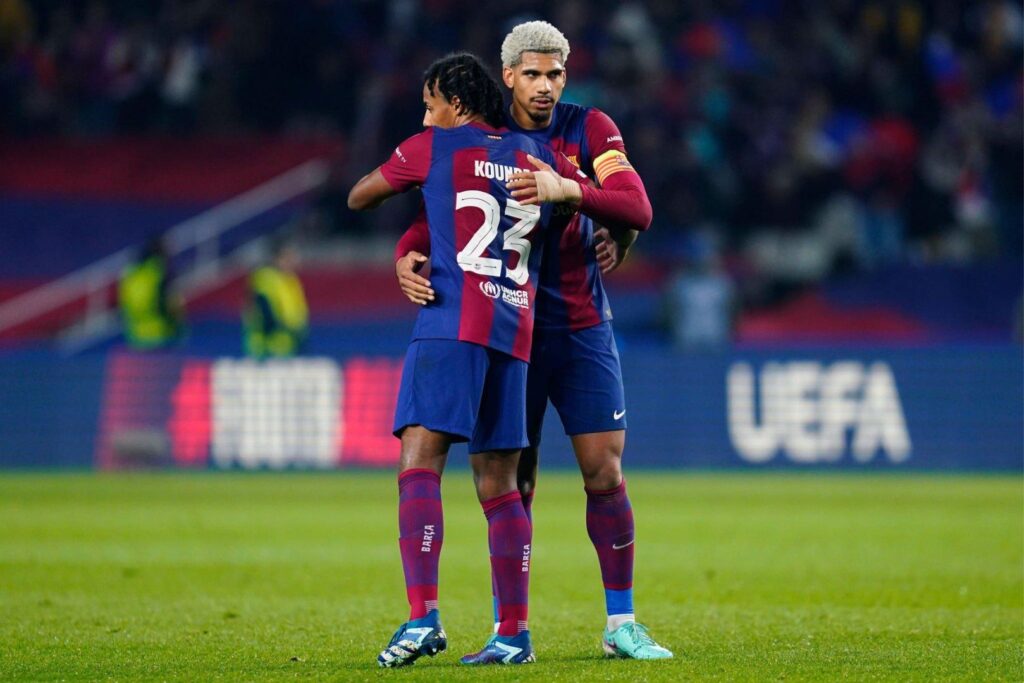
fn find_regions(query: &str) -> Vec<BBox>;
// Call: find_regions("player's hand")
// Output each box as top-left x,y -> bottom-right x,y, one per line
507,154 -> 582,205
594,228 -> 624,274
396,251 -> 434,305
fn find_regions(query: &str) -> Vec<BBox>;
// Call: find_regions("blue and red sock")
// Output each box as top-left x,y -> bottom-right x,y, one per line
483,490 -> 532,636
397,468 -> 443,620
586,480 -> 635,627
492,490 -> 533,628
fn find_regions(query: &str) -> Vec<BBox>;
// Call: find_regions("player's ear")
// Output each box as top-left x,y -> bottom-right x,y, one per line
502,66 -> 515,89
449,95 -> 463,115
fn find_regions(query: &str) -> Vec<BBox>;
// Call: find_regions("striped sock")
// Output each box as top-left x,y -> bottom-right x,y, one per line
397,468 -> 443,620
483,490 -> 532,636
585,480 -> 635,628
493,489 -> 534,630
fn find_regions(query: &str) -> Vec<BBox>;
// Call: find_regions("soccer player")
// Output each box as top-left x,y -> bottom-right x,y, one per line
349,52 -> 647,667
393,22 -> 673,660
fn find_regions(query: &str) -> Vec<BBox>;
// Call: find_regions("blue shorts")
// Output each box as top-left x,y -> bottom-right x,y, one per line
394,339 -> 528,453
526,321 -> 627,447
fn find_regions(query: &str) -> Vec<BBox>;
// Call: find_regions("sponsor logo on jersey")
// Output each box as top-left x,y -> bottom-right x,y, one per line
394,146 -> 406,163
606,135 -> 623,143
727,361 -> 911,464
501,287 -> 530,309
479,281 -> 530,309
473,160 -> 528,181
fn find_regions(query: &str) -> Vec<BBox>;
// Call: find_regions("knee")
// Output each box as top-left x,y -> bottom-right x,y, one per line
400,450 -> 445,474
471,450 -> 520,501
579,450 -> 623,491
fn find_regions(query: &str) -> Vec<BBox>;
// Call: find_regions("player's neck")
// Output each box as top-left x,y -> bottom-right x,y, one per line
453,112 -> 487,128
509,103 -> 552,131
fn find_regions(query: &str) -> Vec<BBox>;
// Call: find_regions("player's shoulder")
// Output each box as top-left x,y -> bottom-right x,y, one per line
393,127 -> 435,159
555,101 -> 590,119
581,106 -> 621,135
551,102 -> 589,130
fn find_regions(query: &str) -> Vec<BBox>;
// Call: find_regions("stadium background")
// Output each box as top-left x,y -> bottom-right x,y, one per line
0,0 -> 1020,470
0,2 -> 1021,680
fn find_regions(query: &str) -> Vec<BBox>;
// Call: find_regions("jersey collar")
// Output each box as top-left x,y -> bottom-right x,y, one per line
504,103 -> 558,136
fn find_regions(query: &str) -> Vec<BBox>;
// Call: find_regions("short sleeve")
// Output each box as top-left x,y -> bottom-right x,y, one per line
379,129 -> 434,192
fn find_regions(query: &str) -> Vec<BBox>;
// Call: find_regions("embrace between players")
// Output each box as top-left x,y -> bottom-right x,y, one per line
348,21 -> 672,667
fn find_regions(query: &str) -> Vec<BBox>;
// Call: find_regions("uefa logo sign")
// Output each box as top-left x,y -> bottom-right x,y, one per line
479,281 -> 501,299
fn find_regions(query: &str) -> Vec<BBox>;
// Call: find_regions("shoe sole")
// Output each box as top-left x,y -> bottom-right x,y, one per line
603,640 -> 626,658
602,639 -> 673,660
378,633 -> 447,668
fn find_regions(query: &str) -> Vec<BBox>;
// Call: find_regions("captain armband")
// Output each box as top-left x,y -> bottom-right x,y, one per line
592,150 -> 636,185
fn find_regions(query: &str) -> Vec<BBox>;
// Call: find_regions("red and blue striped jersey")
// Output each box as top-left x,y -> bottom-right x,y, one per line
381,122 -> 582,361
504,103 -> 633,331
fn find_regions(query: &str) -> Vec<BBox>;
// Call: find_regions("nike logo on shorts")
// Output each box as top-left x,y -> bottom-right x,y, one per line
613,409 -> 626,420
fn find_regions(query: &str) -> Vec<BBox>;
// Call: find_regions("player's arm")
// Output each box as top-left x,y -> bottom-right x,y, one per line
507,153 -> 653,231
507,108 -> 653,230
348,130 -> 433,211
581,107 -> 652,232
594,225 -> 638,274
347,168 -> 397,210
395,206 -> 434,305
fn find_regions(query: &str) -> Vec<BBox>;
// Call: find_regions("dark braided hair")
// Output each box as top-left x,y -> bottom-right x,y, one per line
423,52 -> 505,129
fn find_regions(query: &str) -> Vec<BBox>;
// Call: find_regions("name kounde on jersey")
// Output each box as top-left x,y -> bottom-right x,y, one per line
380,123 -> 579,362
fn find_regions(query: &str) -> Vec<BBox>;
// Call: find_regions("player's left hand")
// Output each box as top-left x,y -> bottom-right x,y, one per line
396,251 -> 434,305
507,154 -> 582,205
594,227 -> 624,274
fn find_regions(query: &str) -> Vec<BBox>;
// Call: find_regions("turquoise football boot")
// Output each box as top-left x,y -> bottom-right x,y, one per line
602,621 -> 674,660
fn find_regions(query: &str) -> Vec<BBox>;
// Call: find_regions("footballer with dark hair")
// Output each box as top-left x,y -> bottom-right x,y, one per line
393,23 -> 672,661
350,52 -> 652,667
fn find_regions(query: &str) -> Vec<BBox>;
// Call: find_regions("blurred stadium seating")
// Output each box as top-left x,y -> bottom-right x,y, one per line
0,1 -> 1020,470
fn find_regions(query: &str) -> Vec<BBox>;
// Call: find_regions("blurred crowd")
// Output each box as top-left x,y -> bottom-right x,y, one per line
2,0 -> 1022,296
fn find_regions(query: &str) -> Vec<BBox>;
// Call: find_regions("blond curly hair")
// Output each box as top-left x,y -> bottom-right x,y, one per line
500,21 -> 571,68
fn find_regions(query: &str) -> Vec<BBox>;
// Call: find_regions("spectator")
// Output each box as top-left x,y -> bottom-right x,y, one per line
665,234 -> 736,351
118,236 -> 183,350
243,239 -> 308,359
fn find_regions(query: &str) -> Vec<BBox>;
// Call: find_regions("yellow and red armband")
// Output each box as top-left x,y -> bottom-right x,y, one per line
592,149 -> 636,185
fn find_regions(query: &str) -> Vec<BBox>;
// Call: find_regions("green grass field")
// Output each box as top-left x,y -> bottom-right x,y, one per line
0,472 -> 1020,681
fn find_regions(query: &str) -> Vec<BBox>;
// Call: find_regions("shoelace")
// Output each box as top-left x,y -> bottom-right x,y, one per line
624,622 -> 657,647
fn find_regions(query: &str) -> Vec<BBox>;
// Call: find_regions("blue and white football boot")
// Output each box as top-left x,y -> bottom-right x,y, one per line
377,609 -> 447,668
459,630 -> 536,665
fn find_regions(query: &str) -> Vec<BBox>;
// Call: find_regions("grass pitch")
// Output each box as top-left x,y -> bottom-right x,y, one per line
0,471 -> 1020,681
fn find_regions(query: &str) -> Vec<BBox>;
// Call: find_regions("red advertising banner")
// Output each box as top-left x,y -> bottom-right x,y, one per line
96,352 -> 403,469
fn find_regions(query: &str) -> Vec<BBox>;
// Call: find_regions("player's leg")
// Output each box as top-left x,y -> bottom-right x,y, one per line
396,426 -> 449,623
460,350 -> 536,665
572,430 -> 639,636
485,347 -> 545,630
550,323 -> 673,659
379,340 -> 487,668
